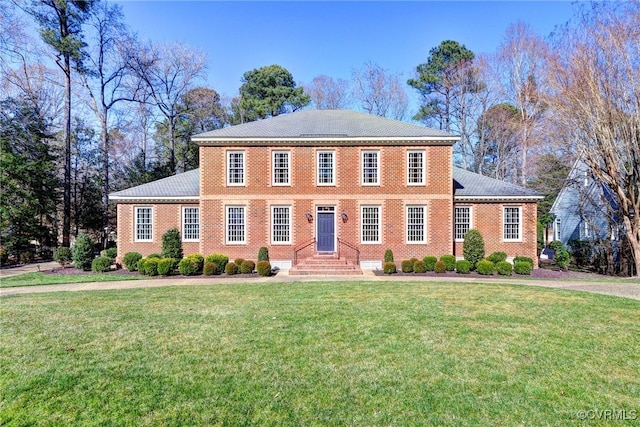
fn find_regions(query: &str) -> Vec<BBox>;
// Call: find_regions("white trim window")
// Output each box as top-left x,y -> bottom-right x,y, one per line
503,206 -> 522,241
317,150 -> 335,185
135,207 -> 153,242
272,150 -> 290,186
407,150 -> 425,185
406,205 -> 426,243
227,150 -> 245,186
454,206 -> 472,241
271,205 -> 291,244
182,207 -> 200,242
554,217 -> 561,241
226,206 -> 246,244
361,150 -> 379,185
361,205 -> 381,244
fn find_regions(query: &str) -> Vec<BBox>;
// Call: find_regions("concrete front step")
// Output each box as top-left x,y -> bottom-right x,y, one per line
290,254 -> 363,275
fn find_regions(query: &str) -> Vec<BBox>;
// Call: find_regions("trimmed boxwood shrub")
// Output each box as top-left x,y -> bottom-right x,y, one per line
234,258 -> 245,267
161,228 -> 183,260
487,251 -> 507,264
205,254 -> 229,275
513,256 -> 534,266
423,256 -> 437,271
123,252 -> 143,271
240,260 -> 255,274
384,249 -> 394,263
142,258 -> 159,276
100,248 -> 117,262
257,261 -> 272,276
225,262 -> 238,275
54,247 -> 73,267
496,261 -> 513,276
188,254 -> 204,272
72,233 -> 94,271
179,254 -> 203,276
157,258 -> 175,276
91,256 -> 112,273
203,261 -> 216,276
435,260 -> 446,274
148,253 -> 162,259
555,248 -> 570,270
476,260 -> 495,275
463,229 -> 485,269
455,259 -> 471,274
401,260 -> 414,273
514,261 -> 533,275
258,247 -> 269,262
440,255 -> 456,271
383,262 -> 397,274
413,260 -> 426,273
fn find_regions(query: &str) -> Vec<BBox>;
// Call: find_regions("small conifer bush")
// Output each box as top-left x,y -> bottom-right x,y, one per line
257,260 -> 272,276
240,260 -> 255,274
495,261 -> 513,276
225,262 -> 238,275
54,247 -> 73,267
440,255 -> 456,271
203,261 -> 216,276
143,258 -> 159,276
423,256 -> 437,271
72,233 -> 94,271
513,256 -> 534,266
157,258 -> 175,276
487,251 -> 507,264
91,256 -> 112,273
383,262 -> 397,274
476,260 -> 495,275
205,254 -> 229,275
258,247 -> 269,262
401,260 -> 414,273
161,228 -> 183,260
455,260 -> 471,274
435,260 -> 446,274
514,261 -> 533,275
100,248 -> 117,263
413,260 -> 426,273
123,252 -> 143,271
463,229 -> 485,269
384,249 -> 394,263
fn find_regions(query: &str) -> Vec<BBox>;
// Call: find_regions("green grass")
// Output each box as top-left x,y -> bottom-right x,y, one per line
0,272 -> 142,288
1,282 -> 639,426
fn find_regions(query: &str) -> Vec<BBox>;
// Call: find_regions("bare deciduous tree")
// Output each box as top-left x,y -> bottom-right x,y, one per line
304,75 -> 351,110
352,61 -> 408,120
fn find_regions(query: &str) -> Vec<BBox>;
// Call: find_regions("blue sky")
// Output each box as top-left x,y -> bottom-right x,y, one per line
115,1 -> 578,107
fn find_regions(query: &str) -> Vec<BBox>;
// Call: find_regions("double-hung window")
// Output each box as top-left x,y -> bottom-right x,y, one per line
361,206 -> 381,244
407,150 -> 425,185
317,150 -> 335,185
407,205 -> 426,243
503,206 -> 522,241
361,150 -> 379,185
271,206 -> 291,244
135,207 -> 153,242
226,206 -> 246,244
227,151 -> 245,185
272,150 -> 290,186
454,206 -> 472,241
182,207 -> 200,241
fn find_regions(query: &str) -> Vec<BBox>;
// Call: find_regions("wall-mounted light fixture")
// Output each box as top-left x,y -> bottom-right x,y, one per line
341,211 -> 348,222
305,212 -> 313,223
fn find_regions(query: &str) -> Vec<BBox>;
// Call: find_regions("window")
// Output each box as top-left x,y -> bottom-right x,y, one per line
361,206 -> 381,243
317,150 -> 334,185
272,151 -> 290,186
361,151 -> 379,185
407,206 -> 426,243
182,207 -> 200,241
227,151 -> 245,185
554,217 -> 561,241
226,206 -> 246,244
271,206 -> 291,244
135,207 -> 153,242
503,206 -> 522,241
454,206 -> 472,241
407,150 -> 425,185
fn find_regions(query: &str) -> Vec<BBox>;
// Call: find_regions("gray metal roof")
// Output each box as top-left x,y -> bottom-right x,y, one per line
193,109 -> 457,141
109,168 -> 199,200
453,167 -> 542,200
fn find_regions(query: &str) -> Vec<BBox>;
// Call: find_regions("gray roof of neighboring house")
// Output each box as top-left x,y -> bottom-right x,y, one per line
109,167 -> 542,202
192,109 -> 458,142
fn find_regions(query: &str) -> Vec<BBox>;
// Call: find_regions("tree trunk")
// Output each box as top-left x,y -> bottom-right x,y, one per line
101,109 -> 109,249
62,57 -> 71,247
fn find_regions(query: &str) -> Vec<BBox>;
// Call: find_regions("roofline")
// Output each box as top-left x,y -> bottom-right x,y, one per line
455,195 -> 544,202
193,136 -> 458,146
109,196 -> 199,203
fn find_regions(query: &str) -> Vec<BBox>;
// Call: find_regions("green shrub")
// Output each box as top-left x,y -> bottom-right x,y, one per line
91,256 -> 112,273
514,261 -> 533,275
161,228 -> 183,260
72,233 -> 94,271
496,261 -> 513,276
413,260 -> 426,273
225,262 -> 238,275
54,247 -> 73,267
487,251 -> 507,264
401,260 -> 414,273
384,249 -> 394,263
123,252 -> 143,271
434,260 -> 446,274
258,247 -> 269,262
0,248 -> 7,266
144,258 -> 159,276
234,258 -> 245,267
549,240 -> 564,253
179,257 -> 198,276
383,262 -> 397,274
100,248 -> 117,262
203,261 -> 216,276
20,251 -> 34,264
476,260 -> 495,275
423,256 -> 437,271
463,229 -> 485,269
157,258 -> 175,276
513,256 -> 534,266
148,253 -> 162,259
240,260 -> 255,274
555,248 -> 570,270
455,259 -> 471,274
205,254 -> 228,275
187,253 -> 204,272
136,258 -> 148,274
257,260 -> 272,276
440,255 -> 456,271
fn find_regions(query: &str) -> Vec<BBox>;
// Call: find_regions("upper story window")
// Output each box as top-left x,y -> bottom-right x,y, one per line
361,150 -> 379,185
226,206 -> 246,244
272,150 -> 290,186
407,150 -> 425,185
503,206 -> 522,241
135,207 -> 153,242
182,207 -> 200,242
361,205 -> 381,244
227,150 -> 245,186
454,206 -> 472,241
317,150 -> 335,185
406,205 -> 426,243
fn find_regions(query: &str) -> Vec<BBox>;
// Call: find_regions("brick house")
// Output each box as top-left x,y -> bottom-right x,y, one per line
110,110 -> 542,273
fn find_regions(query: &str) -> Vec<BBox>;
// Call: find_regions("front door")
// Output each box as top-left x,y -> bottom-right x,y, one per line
317,212 -> 335,252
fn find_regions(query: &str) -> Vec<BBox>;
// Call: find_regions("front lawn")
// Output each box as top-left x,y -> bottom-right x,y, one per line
1,282 -> 638,426
0,271 -> 143,288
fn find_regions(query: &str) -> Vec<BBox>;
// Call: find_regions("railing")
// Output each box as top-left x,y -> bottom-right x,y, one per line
293,238 -> 315,265
337,238 -> 360,266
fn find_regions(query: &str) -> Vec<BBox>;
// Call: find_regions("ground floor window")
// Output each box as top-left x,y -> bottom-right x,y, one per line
135,207 -> 153,241
271,205 -> 291,244
182,207 -> 200,241
503,206 -> 522,241
361,205 -> 381,243
454,206 -> 472,241
226,206 -> 246,244
406,205 -> 426,243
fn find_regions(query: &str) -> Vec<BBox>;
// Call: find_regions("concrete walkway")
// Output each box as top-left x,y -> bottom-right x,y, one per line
1,263 -> 639,301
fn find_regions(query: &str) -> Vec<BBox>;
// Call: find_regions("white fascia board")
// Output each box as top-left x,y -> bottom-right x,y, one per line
193,136 -> 459,145
109,196 -> 199,202
454,195 -> 544,202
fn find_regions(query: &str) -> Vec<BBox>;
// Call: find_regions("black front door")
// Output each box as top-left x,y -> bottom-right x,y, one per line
317,212 -> 335,252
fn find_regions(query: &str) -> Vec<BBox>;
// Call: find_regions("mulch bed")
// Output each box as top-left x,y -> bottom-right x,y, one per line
41,266 -> 268,279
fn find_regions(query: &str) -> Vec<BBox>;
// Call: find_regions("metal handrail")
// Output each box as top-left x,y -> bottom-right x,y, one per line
337,238 -> 360,266
293,238 -> 316,265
